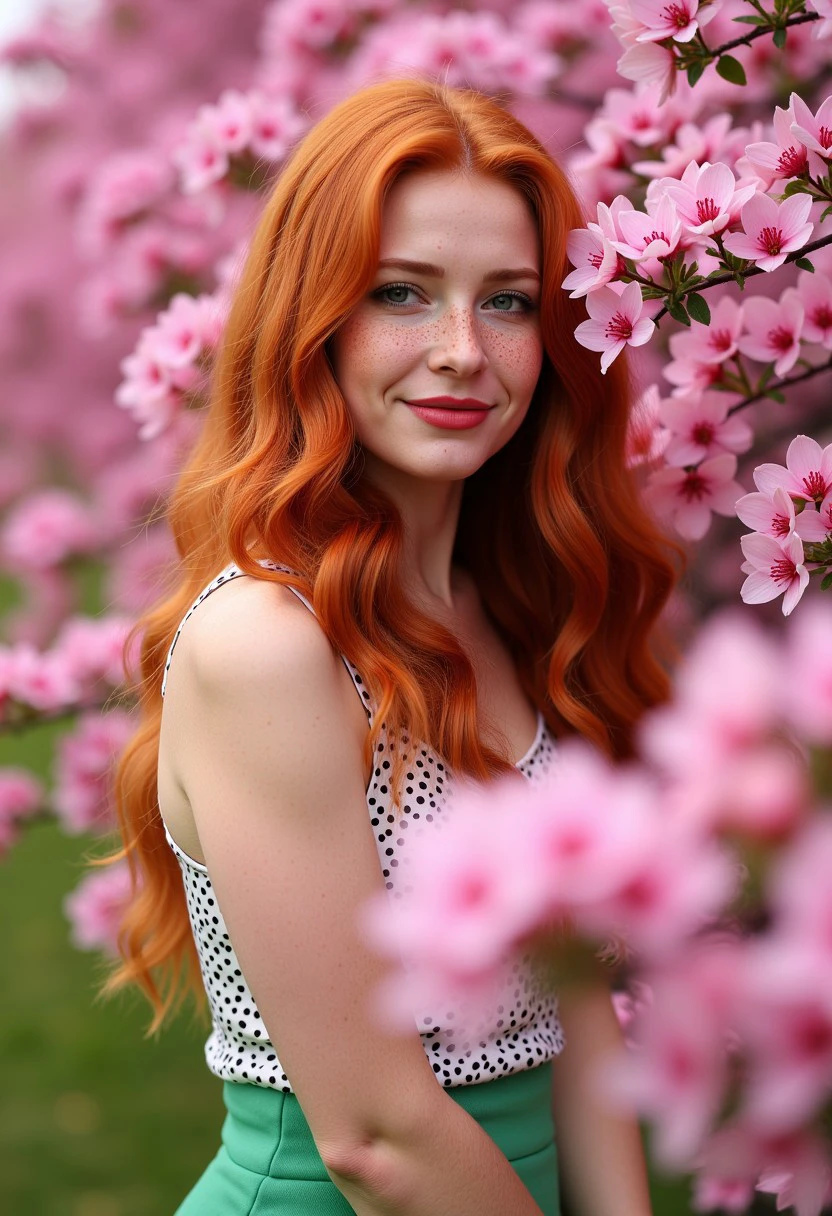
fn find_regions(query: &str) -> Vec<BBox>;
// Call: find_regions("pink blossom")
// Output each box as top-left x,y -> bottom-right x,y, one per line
64,863 -> 132,956
633,114 -> 733,181
76,151 -> 173,258
789,270 -> 832,348
616,40 -> 677,103
754,434 -> 832,505
115,345 -> 180,441
663,296 -> 744,392
208,89 -> 253,153
661,161 -> 758,238
562,225 -> 622,297
691,1173 -> 754,1214
248,91 -> 305,162
740,531 -> 809,616
53,710 -> 135,835
574,281 -> 655,373
658,390 -> 752,467
53,616 -> 133,691
737,292 -> 804,377
789,91 -> 832,161
645,452 -> 745,541
639,612 -> 783,774
722,192 -> 814,273
629,0 -> 719,44
0,768 -> 44,854
594,83 -> 671,147
173,120 -> 229,195
5,645 -> 81,712
782,600 -> 832,744
1,490 -> 98,571
626,384 -> 671,467
739,940 -> 832,1132
610,193 -> 683,262
806,0 -> 832,39
147,292 -> 222,370
744,102 -> 811,187
699,1123 -> 832,1216
599,942 -> 740,1168
736,484 -> 808,541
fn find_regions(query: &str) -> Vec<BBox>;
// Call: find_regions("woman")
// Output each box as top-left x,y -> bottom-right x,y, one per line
109,79 -> 673,1215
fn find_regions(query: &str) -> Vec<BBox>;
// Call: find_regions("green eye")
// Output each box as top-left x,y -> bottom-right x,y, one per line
385,286 -> 411,304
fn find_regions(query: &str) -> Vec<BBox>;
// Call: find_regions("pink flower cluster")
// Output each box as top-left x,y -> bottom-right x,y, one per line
115,290 -> 227,439
361,605 -> 832,1212
64,861 -> 132,957
0,769 -> 43,854
738,437 -> 832,616
0,490 -> 100,572
53,710 -> 135,836
174,89 -> 306,195
0,613 -> 132,719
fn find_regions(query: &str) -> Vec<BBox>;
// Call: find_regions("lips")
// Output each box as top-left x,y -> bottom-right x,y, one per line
406,397 -> 493,410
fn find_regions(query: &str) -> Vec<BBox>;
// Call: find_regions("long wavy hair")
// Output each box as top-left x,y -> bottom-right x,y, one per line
106,78 -> 678,1028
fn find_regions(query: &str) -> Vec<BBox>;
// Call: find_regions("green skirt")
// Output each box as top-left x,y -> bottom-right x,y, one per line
175,1063 -> 560,1214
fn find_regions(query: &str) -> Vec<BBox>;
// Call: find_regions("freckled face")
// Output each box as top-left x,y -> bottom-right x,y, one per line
329,168 -> 543,488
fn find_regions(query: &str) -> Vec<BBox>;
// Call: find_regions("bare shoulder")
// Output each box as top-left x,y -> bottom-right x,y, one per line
173,572 -> 341,702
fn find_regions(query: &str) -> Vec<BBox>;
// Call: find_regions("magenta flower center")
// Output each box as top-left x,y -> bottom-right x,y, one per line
692,422 -> 715,446
606,311 -> 634,342
819,126 -> 832,150
767,325 -> 795,353
662,2 -> 691,29
645,228 -> 670,248
681,470 -> 708,502
793,1009 -> 832,1060
758,226 -> 782,255
588,250 -> 604,268
812,305 -> 832,331
696,196 -> 719,223
770,555 -> 797,585
709,328 -> 733,353
777,145 -> 808,177
456,874 -> 490,910
772,513 -> 791,538
802,469 -> 830,502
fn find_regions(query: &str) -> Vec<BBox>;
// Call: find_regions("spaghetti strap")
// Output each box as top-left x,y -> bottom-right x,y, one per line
160,560 -> 374,726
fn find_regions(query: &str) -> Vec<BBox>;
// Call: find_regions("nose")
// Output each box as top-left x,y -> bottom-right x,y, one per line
426,305 -> 488,377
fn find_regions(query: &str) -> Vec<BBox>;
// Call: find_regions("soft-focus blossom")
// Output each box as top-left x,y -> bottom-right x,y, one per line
64,863 -> 132,956
573,281 -> 655,373
626,384 -> 671,467
782,602 -> 832,744
645,452 -> 745,541
663,296 -> 744,394
788,270 -> 832,349
53,710 -> 135,835
1,490 -> 99,571
737,292 -> 804,377
691,1173 -> 754,1214
699,1123 -> 832,1216
740,531 -> 810,616
658,390 -> 752,467
53,616 -> 133,691
632,114 -> 733,181
721,192 -> 814,272
806,0 -> 832,39
616,39 -> 677,102
4,645 -> 81,712
0,769 -> 44,853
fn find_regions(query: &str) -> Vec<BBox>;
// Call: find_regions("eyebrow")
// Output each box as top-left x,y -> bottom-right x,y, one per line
377,258 -> 540,283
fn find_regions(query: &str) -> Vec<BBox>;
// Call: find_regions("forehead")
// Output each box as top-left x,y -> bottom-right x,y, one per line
378,168 -> 539,266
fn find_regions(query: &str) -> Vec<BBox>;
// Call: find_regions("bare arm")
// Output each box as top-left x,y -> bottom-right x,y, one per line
167,577 -> 546,1216
550,971 -> 653,1216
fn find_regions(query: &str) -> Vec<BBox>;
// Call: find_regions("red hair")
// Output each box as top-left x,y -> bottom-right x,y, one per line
106,78 -> 678,1027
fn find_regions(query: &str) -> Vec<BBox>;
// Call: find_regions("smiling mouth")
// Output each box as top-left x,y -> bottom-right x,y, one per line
406,397 -> 493,410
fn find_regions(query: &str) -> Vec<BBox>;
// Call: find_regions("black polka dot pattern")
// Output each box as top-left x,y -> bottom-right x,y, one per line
161,562 -> 565,1092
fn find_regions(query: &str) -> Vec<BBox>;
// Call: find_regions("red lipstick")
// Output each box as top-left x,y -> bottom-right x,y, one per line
405,397 -> 493,431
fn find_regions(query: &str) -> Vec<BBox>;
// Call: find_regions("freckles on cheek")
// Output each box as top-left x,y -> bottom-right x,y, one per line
340,316 -> 426,378
487,330 -> 543,389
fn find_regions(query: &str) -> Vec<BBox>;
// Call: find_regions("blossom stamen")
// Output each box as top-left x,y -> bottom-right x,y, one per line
758,226 -> 782,255
605,311 -> 634,342
696,197 -> 718,224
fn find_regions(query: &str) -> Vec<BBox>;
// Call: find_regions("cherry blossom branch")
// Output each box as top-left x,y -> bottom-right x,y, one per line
726,354 -> 832,414
650,232 -> 832,323
697,10 -> 819,59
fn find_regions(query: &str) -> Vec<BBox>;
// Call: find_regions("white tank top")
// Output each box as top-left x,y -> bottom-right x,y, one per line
160,560 -> 565,1092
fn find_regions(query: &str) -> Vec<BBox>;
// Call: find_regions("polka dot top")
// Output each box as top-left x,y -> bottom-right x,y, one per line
160,560 -> 565,1092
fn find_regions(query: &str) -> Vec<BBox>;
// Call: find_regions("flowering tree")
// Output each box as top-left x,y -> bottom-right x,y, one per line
1,0 -> 832,1210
